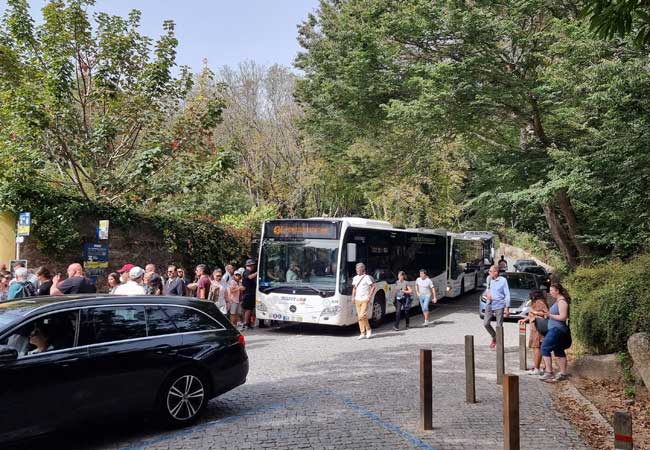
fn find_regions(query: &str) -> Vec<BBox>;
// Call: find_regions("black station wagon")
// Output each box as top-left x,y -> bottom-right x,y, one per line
0,295 -> 249,442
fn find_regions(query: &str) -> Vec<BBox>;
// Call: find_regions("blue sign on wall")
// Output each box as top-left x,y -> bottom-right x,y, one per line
83,243 -> 109,277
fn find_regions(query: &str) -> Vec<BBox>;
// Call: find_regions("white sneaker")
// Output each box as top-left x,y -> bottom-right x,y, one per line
357,334 -> 365,340
423,320 -> 429,327
539,371 -> 555,381
527,368 -> 542,376
365,330 -> 372,339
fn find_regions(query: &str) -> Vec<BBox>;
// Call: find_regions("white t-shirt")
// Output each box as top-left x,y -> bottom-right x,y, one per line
352,274 -> 374,301
416,277 -> 435,297
286,269 -> 299,281
113,281 -> 147,296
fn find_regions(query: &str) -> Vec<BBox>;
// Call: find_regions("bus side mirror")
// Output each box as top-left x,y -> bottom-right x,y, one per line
346,243 -> 357,263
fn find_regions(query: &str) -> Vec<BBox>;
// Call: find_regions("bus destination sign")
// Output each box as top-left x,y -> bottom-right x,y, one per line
265,221 -> 338,239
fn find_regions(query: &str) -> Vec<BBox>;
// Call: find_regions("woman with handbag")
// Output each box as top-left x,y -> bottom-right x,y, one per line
533,283 -> 572,382
393,271 -> 413,331
518,289 -> 548,375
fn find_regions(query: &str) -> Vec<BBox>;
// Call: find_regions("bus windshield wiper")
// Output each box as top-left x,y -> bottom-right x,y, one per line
260,284 -> 331,296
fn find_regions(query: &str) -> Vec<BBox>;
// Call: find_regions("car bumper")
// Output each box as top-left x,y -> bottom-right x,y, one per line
479,301 -> 528,320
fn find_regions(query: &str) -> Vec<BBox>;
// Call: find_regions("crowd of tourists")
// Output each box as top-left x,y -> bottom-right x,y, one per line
0,259 -> 264,330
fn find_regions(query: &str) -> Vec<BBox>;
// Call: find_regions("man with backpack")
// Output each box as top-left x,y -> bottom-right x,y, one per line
7,267 -> 36,300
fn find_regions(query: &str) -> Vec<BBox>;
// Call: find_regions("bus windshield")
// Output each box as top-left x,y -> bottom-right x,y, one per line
259,239 -> 339,292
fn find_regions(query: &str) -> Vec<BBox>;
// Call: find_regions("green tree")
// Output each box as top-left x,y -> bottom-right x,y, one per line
296,0 -> 650,266
0,0 -> 225,206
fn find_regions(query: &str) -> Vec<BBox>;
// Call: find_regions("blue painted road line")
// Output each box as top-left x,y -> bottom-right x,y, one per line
341,397 -> 437,450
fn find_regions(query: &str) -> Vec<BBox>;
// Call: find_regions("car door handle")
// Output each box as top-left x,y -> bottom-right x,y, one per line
58,357 -> 80,368
154,345 -> 177,356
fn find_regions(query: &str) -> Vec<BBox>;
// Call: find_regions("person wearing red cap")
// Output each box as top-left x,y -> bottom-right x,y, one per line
117,263 -> 134,284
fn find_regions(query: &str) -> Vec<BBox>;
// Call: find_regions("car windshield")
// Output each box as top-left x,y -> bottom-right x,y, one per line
505,274 -> 538,290
0,303 -> 28,329
516,260 -> 536,265
524,266 -> 546,275
259,239 -> 339,291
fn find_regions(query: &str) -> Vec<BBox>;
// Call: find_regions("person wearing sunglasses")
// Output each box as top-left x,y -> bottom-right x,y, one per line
163,265 -> 185,296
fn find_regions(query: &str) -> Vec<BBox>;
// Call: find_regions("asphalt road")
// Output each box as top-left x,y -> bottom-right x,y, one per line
5,290 -> 585,450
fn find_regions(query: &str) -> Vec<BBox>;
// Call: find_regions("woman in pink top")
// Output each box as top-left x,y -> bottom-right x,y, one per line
228,272 -> 245,327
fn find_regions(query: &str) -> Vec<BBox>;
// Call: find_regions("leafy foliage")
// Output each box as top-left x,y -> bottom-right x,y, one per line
566,253 -> 650,354
0,0 -> 226,207
0,179 -> 248,268
295,0 -> 650,265
583,0 -> 650,45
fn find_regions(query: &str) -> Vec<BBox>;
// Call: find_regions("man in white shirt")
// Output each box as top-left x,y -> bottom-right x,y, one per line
351,262 -> 375,339
415,269 -> 438,326
113,266 -> 147,296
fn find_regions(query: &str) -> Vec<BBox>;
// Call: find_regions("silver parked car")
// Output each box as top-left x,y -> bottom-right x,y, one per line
479,272 -> 547,320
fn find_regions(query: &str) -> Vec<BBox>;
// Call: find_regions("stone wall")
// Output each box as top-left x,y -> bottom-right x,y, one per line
18,216 -> 238,290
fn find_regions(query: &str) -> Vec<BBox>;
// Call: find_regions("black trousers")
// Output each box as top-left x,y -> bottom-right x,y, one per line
394,296 -> 412,328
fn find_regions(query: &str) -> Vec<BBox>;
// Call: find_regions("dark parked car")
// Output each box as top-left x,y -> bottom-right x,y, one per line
0,295 -> 248,443
513,259 -> 538,272
522,266 -> 551,288
479,272 -> 547,320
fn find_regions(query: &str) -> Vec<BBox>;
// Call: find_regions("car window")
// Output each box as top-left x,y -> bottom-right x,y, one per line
162,306 -> 221,332
0,309 -> 79,357
145,306 -> 178,337
505,274 -> 538,290
79,306 -> 146,345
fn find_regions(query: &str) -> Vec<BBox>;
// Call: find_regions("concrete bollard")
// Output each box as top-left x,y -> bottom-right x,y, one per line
496,326 -> 504,384
614,411 -> 633,450
465,335 -> 476,403
503,374 -> 520,450
518,322 -> 527,371
420,348 -> 433,430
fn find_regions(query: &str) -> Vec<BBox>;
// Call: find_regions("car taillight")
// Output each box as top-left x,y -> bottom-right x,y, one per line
238,334 -> 246,348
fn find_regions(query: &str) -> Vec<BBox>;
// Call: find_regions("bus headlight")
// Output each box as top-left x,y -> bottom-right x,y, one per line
320,305 -> 341,316
257,302 -> 267,312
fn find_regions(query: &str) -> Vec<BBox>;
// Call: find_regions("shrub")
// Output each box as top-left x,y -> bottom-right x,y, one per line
566,254 -> 650,354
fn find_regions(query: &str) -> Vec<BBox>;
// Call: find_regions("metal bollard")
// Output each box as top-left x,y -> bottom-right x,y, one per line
614,411 -> 633,450
503,374 -> 520,450
518,322 -> 527,371
465,335 -> 476,403
420,348 -> 433,430
496,326 -> 504,384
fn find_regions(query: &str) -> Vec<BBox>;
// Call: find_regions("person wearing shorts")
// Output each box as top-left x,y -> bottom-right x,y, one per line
415,269 -> 437,326
534,283 -> 572,382
352,262 -> 375,339
228,272 -> 245,327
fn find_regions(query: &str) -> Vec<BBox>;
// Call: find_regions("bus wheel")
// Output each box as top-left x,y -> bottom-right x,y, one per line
370,296 -> 384,327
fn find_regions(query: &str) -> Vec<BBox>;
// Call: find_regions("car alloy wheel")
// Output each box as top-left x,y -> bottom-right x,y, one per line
166,374 -> 205,421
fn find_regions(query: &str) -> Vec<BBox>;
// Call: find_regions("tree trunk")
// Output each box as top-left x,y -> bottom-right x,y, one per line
543,202 -> 578,269
555,189 -> 592,264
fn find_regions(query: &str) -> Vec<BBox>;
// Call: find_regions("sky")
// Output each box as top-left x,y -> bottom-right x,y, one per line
0,0 -> 321,72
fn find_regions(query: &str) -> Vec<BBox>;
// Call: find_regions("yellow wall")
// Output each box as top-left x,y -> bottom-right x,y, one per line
0,211 -> 16,268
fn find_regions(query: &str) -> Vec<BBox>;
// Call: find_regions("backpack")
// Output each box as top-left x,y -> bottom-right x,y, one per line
13,281 -> 36,299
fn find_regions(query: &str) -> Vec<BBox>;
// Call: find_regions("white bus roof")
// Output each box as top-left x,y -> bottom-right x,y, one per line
449,231 -> 494,240
304,217 -> 447,235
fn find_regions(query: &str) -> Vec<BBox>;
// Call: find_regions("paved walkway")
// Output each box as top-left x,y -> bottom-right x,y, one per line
13,292 -> 587,450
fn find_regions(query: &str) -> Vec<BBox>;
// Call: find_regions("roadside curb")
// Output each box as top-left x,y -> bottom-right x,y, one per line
557,380 -> 613,431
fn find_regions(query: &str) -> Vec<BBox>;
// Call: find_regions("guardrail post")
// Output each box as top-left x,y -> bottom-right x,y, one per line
465,335 -> 476,403
518,322 -> 527,371
503,374 -> 520,450
420,348 -> 433,430
496,325 -> 504,385
614,411 -> 633,450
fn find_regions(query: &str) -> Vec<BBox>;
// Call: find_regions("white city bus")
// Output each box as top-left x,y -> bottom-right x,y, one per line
446,231 -> 495,297
255,218 -> 451,326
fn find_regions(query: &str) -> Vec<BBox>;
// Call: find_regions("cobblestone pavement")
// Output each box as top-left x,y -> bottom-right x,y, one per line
9,292 -> 587,450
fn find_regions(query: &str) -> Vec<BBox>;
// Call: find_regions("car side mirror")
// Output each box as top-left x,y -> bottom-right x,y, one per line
0,346 -> 18,363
